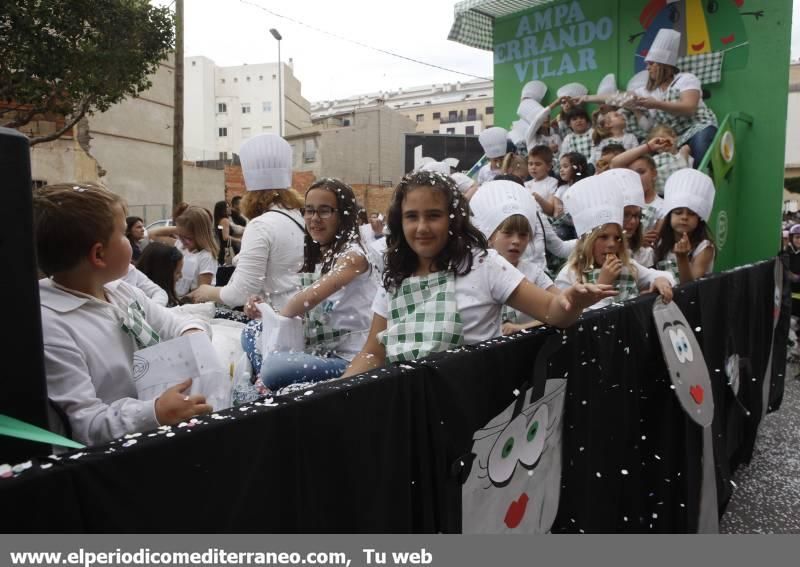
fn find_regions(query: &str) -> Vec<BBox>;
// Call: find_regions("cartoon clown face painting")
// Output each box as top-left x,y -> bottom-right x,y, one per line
633,0 -> 760,73
653,299 -> 714,427
461,378 -> 567,533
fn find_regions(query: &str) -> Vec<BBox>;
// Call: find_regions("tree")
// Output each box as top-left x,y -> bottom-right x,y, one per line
0,0 -> 174,145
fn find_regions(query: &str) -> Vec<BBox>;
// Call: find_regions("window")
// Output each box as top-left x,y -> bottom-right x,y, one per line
32,179 -> 48,190
259,75 -> 264,81
486,106 -> 494,115
432,112 -> 441,120
416,114 -> 424,123
446,128 -> 455,134
246,76 -> 251,82
466,126 -> 475,135
191,61 -> 196,66
242,127 -> 251,138
448,110 -> 458,121
242,103 -> 251,114
262,125 -> 272,131
217,102 -> 227,113
432,130 -> 439,134
218,127 -> 227,137
219,152 -> 228,160
467,108 -> 477,121
262,101 -> 272,112
220,78 -> 225,84
342,119 -> 351,126
233,77 -> 238,83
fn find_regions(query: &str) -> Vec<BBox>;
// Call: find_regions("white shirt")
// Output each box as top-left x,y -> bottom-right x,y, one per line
121,264 -> 168,306
175,247 -> 217,297
554,259 -> 675,310
632,246 -> 655,268
372,250 -> 525,346
219,206 -> 305,310
525,176 -> 559,202
590,134 -> 639,164
308,244 -> 378,361
477,163 -> 500,186
39,279 -> 210,446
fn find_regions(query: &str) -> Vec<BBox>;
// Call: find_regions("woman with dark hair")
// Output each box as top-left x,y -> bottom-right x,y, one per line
125,216 -> 145,261
213,200 -> 241,264
136,242 -> 184,307
242,178 -> 376,390
342,170 -> 615,378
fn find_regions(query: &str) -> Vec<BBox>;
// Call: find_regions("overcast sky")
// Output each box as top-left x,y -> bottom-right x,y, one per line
156,0 -> 800,103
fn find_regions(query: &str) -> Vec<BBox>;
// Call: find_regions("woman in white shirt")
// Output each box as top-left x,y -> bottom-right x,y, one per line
187,134 -> 305,311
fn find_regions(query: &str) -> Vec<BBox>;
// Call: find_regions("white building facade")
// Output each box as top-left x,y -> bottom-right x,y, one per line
184,56 -> 311,162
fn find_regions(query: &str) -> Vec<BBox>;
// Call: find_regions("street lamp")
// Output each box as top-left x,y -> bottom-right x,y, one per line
269,28 -> 283,137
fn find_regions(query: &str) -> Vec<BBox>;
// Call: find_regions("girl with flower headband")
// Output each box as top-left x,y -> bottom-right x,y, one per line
243,178 -> 377,391
342,171 -> 616,377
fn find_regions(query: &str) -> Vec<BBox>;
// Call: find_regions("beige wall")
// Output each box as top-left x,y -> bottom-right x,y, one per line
399,98 -> 495,134
288,106 -> 416,187
283,65 -> 311,135
30,137 -> 101,186
183,164 -> 226,214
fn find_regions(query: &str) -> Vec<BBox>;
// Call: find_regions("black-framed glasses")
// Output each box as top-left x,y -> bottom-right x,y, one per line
301,206 -> 338,219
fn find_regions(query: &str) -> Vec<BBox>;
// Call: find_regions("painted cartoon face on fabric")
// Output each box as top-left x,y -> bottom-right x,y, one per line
653,299 -> 714,427
461,379 -> 567,534
634,0 -> 750,73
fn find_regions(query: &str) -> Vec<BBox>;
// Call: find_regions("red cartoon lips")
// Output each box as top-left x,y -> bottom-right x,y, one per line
689,385 -> 704,405
721,34 -> 736,45
691,41 -> 706,51
504,493 -> 529,529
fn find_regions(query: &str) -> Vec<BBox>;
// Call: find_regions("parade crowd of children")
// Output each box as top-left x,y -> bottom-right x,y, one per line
35,29 -> 723,446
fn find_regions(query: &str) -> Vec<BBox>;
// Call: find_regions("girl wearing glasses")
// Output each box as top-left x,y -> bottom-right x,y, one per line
243,178 -> 377,391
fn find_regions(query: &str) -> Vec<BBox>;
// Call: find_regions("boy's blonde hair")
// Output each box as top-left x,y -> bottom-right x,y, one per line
647,124 -> 678,141
565,224 -> 636,281
176,206 -> 219,258
33,183 -> 124,276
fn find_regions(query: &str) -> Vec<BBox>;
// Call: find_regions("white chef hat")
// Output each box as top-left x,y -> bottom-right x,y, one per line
470,180 -> 538,239
601,168 -> 645,208
626,70 -> 650,92
478,127 -> 509,159
517,99 -> 544,123
663,169 -> 716,222
564,175 -> 624,237
450,172 -> 475,194
525,107 -> 552,149
420,161 -> 452,176
645,28 -> 681,67
557,82 -> 589,98
508,119 -> 530,147
597,73 -> 618,95
521,80 -> 547,102
239,133 -> 292,191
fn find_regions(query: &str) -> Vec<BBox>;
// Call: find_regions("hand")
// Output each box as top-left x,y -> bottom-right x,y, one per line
244,295 -> 265,319
674,232 -> 692,257
559,283 -> 617,312
154,379 -> 213,425
502,322 -> 524,336
185,284 -> 214,304
643,229 -> 659,248
678,144 -> 691,159
647,137 -> 672,153
647,277 -> 673,303
634,96 -> 658,110
597,253 -> 622,285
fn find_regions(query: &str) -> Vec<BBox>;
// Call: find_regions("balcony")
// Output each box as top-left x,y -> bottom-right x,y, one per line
439,112 -> 482,124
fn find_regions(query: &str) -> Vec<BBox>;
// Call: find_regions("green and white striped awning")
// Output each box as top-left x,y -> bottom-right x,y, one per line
448,0 -> 556,51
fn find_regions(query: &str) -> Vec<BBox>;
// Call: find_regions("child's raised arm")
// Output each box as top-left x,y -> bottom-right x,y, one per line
341,314 -> 387,378
280,251 -> 369,318
505,278 -> 616,328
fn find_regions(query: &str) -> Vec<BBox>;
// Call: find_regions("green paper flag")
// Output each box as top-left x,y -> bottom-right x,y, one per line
0,414 -> 84,450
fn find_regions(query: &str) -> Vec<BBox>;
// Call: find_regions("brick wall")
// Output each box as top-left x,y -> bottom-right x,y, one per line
224,165 -> 395,215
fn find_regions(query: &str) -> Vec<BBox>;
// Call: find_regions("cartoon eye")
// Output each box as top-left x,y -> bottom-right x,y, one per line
668,5 -> 680,22
707,0 -> 719,13
518,404 -> 549,467
668,328 -> 694,363
487,414 -> 526,485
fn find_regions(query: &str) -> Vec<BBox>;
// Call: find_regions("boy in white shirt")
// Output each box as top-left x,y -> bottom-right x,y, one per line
525,145 -> 560,216
34,183 -> 212,446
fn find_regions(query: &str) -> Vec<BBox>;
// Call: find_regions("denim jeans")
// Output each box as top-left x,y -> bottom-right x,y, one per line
686,125 -> 718,167
241,320 -> 347,390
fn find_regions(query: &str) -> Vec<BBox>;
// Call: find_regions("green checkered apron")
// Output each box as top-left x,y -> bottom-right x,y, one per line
619,108 -> 648,142
656,256 -> 681,282
584,266 -> 639,302
654,82 -> 717,148
562,130 -> 593,161
300,272 -> 345,356
381,271 -> 464,364
120,301 -> 160,349
640,203 -> 661,233
653,152 -> 688,196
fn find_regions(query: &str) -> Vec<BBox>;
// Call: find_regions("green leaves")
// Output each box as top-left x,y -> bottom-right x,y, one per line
0,0 -> 174,132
